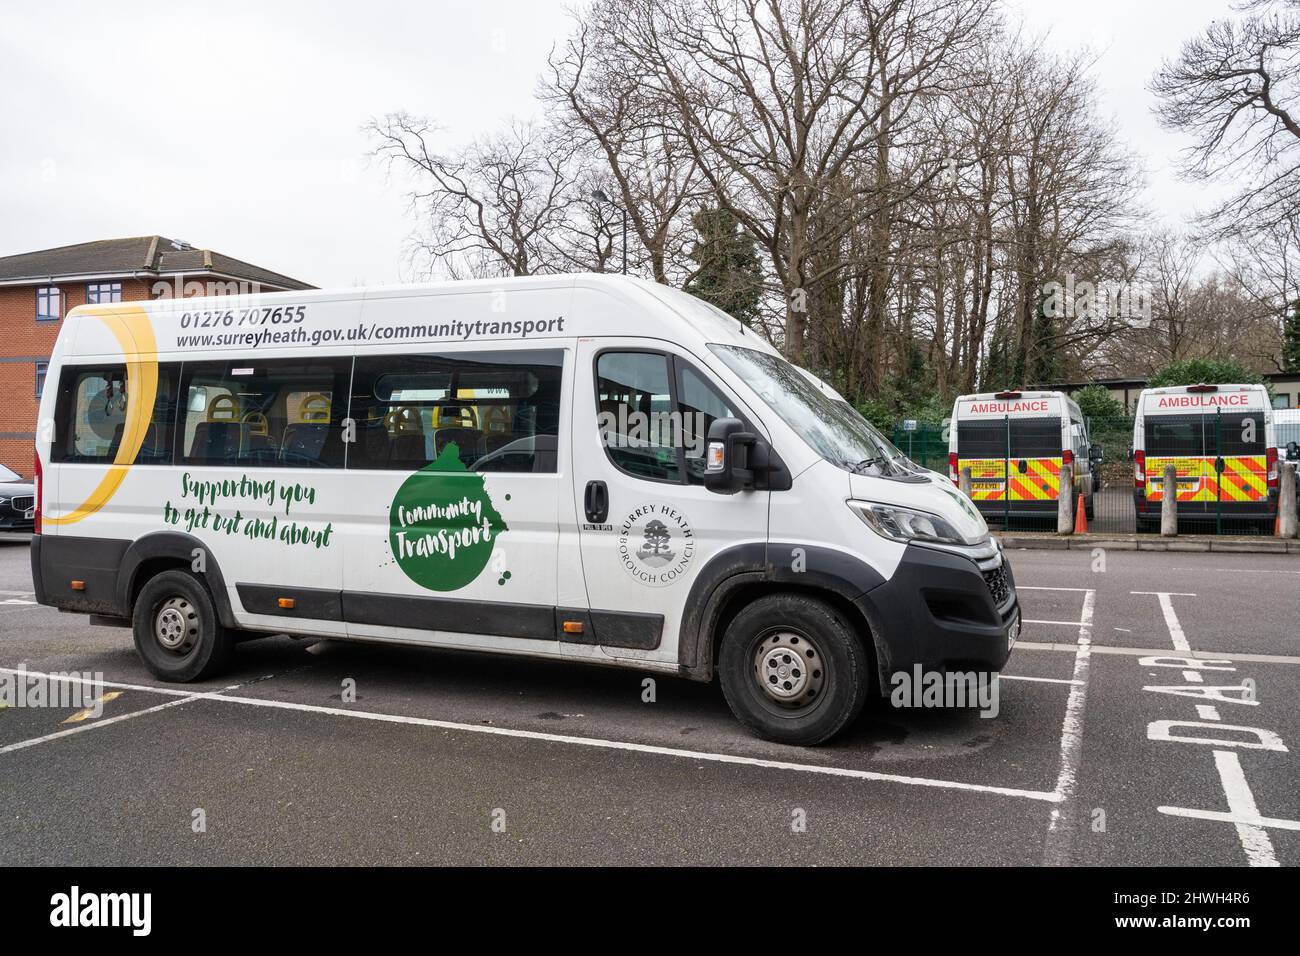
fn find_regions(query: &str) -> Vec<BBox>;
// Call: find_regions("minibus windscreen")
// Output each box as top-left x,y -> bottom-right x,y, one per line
709,345 -> 921,478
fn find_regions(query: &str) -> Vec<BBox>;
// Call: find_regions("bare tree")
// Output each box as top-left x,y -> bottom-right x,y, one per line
609,0 -> 996,368
1151,0 -> 1300,236
544,0 -> 704,284
368,114 -> 576,278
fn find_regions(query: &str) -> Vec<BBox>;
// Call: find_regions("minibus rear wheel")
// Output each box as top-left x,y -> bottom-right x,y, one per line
718,594 -> 869,746
132,570 -> 234,682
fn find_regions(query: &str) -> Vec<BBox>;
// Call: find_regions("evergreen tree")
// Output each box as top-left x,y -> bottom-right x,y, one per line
1073,383 -> 1126,419
1283,299 -> 1300,374
684,206 -> 763,326
1147,357 -> 1262,389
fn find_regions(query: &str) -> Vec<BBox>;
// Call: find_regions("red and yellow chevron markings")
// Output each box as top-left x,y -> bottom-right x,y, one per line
958,457 -> 1062,501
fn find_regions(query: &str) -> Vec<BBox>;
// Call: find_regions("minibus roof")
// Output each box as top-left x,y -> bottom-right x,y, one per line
60,274 -> 785,363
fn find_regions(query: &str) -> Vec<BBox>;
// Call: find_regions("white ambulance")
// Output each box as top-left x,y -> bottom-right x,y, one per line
947,390 -> 1098,523
1132,383 -> 1278,532
31,275 -> 1019,745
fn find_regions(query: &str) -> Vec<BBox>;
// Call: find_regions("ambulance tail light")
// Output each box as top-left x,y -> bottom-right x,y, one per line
1134,449 -> 1146,489
1062,449 -> 1074,467
1267,446 -> 1278,489
33,452 -> 42,536
948,452 -> 959,484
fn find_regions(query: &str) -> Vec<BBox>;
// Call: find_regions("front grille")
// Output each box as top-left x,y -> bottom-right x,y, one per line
982,564 -> 1011,608
8,496 -> 33,512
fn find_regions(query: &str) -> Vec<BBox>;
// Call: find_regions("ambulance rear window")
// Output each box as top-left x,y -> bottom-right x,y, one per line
958,419 -> 1060,458
1146,412 -> 1266,455
1145,416 -> 1201,455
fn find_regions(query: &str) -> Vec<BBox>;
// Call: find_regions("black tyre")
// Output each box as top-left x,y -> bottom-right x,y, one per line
718,594 -> 869,746
132,569 -> 234,682
1085,496 -> 1095,522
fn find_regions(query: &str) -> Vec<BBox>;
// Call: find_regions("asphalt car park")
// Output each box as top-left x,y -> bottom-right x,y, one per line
0,533 -> 1296,866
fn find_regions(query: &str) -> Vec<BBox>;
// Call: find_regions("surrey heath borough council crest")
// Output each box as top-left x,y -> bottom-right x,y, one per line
617,503 -> 695,588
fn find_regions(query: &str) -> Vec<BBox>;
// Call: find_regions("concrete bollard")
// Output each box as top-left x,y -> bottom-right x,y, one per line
1161,464 -> 1178,537
1057,461 -> 1074,534
1280,461 -> 1298,539
959,466 -> 972,498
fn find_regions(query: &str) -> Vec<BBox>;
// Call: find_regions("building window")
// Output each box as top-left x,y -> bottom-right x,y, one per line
36,286 -> 62,321
87,282 -> 122,304
35,361 -> 48,399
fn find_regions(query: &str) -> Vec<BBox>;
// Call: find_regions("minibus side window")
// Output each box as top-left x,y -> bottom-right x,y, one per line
349,350 -> 563,473
51,364 -> 181,465
596,352 -> 682,483
177,359 -> 351,468
676,363 -> 738,483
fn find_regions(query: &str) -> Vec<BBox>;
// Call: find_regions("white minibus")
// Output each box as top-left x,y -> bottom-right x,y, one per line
31,275 -> 1018,745
1131,384 -> 1278,532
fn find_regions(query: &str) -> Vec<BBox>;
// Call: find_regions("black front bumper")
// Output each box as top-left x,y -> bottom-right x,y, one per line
856,542 -> 1018,680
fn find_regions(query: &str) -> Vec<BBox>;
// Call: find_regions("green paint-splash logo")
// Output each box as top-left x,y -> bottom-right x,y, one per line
389,444 -> 509,592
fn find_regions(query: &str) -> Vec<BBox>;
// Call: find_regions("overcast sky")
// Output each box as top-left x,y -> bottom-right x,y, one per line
0,0 -> 1236,289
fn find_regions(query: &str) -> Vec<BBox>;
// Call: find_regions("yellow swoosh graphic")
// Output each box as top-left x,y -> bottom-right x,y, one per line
46,305 -> 159,526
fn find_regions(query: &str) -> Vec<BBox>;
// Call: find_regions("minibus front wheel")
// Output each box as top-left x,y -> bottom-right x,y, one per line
718,594 -> 869,746
132,569 -> 234,682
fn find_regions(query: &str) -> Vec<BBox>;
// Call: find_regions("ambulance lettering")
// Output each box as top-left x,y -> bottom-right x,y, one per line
964,400 -> 1050,415
1153,394 -> 1251,409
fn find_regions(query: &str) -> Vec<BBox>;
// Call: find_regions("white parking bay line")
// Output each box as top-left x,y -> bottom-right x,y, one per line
0,668 -> 244,755
0,696 -> 197,755
0,667 -> 1061,804
1159,751 -> 1284,868
1042,588 -> 1096,866
203,692 -> 1066,801
1017,586 -> 1093,592
1132,592 -> 1194,654
1024,619 -> 1087,627
1001,675 -> 1083,686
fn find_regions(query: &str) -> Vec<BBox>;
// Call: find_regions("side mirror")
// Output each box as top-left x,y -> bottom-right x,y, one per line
704,418 -> 756,494
1127,446 -> 1134,462
1288,441 -> 1299,462
1089,444 -> 1103,462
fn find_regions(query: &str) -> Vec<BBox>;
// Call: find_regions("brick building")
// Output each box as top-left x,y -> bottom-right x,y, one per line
0,236 -> 312,476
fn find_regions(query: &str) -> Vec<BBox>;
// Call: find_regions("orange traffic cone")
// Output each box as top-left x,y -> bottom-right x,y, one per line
1074,492 -> 1088,534
1275,510 -> 1282,537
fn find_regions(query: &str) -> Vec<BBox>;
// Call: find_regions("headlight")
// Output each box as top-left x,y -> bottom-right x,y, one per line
0,497 -> 8,507
847,500 -> 975,546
